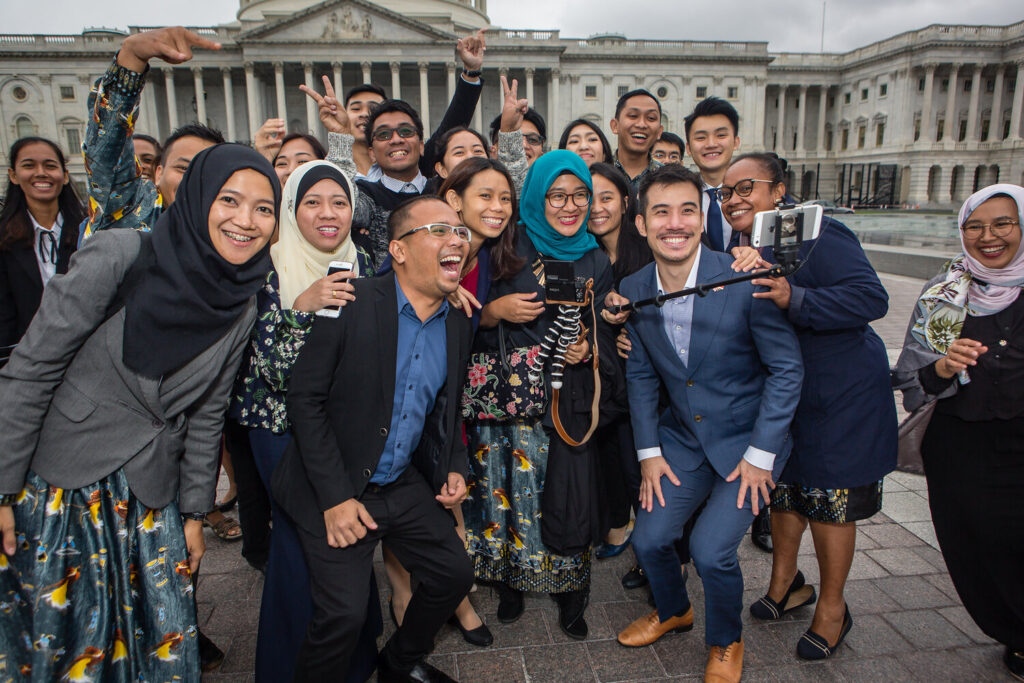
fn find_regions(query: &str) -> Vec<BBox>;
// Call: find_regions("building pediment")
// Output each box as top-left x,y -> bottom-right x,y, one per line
237,0 -> 456,44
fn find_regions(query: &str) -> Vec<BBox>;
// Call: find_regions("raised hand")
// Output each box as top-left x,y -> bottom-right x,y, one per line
117,27 -> 221,73
457,28 -> 487,73
499,76 -> 529,133
254,118 -> 286,162
300,75 -> 352,135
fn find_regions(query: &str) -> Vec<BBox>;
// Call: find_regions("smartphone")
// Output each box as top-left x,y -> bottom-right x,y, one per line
316,260 -> 353,318
751,203 -> 823,250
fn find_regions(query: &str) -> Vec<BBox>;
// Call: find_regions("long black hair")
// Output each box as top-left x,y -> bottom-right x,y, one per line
0,136 -> 85,252
558,119 -> 614,166
588,162 -> 651,285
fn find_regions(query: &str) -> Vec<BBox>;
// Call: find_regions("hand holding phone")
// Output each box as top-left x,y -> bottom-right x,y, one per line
316,261 -> 354,318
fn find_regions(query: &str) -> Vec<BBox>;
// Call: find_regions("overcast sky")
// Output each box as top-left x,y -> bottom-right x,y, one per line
2,0 -> 1021,52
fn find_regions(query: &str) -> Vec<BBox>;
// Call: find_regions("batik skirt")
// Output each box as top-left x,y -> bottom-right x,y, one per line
463,417 -> 591,594
770,479 -> 883,524
0,469 -> 199,681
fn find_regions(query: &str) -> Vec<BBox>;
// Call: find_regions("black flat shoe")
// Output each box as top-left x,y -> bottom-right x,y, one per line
377,656 -> 456,683
750,507 -> 772,553
197,629 -> 225,673
553,590 -> 589,640
749,570 -> 816,620
621,565 -> 648,590
1006,647 -> 1024,681
496,584 -> 524,624
796,604 -> 853,660
448,614 -> 493,647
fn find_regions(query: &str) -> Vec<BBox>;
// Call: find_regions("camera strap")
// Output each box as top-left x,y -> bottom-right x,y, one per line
550,279 -> 601,447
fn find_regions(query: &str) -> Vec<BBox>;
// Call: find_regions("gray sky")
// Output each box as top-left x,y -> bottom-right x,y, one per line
2,0 -> 1021,53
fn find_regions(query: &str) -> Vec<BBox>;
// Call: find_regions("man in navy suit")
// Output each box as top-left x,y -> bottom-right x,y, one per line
611,165 -> 803,682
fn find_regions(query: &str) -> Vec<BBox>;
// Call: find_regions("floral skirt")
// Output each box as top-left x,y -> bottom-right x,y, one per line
770,479 -> 884,524
463,418 -> 590,594
0,470 -> 199,681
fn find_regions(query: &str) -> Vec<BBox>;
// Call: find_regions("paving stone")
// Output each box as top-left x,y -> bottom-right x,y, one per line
757,662 -> 844,682
842,579 -> 902,614
882,475 -> 908,492
880,490 -> 932,523
874,575 -> 957,610
923,571 -> 961,601
886,470 -> 929,491
544,602 -> 617,643
423,653 -> 457,679
897,649 -> 995,681
205,598 -> 261,633
841,613 -> 911,656
832,655 -> 916,681
522,642 -> 597,682
900,520 -> 941,549
455,647 -> 527,682
883,609 -> 974,649
650,626 -> 712,677
586,638 -> 666,682
866,547 -> 940,576
953,644 -> 1020,682
219,632 -> 257,674
908,543 -> 949,572
857,522 -> 926,548
484,607 -> 553,649
201,674 -> 253,683
939,605 -> 997,645
740,623 -> 794,668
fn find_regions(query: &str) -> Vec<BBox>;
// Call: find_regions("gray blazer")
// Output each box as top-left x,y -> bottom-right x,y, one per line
0,229 -> 256,514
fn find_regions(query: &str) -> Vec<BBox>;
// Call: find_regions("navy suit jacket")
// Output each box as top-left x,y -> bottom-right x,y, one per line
620,248 -> 804,478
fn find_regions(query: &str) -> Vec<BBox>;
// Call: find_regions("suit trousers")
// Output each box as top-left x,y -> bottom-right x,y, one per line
631,453 -> 784,647
294,465 -> 474,680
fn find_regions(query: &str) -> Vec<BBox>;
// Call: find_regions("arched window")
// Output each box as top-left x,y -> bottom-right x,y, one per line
15,115 -> 35,139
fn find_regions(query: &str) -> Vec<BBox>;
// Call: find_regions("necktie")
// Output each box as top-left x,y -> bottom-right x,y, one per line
705,188 -> 724,252
38,230 -> 58,265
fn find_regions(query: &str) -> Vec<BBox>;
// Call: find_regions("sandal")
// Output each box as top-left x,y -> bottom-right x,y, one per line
203,513 -> 243,542
749,570 -> 816,620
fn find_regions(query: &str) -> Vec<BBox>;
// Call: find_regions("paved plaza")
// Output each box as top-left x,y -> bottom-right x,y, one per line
199,273 -> 1017,682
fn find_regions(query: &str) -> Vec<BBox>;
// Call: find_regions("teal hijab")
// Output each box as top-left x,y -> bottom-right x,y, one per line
519,150 -> 599,261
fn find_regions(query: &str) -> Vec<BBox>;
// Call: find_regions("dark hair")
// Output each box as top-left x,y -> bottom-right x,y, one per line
435,127 -> 491,168
589,162 -> 651,282
614,89 -> 662,119
0,137 -> 85,252
132,133 -> 161,155
438,157 -> 524,280
274,133 -> 327,162
656,132 -> 685,157
731,152 -> 785,185
388,194 -> 446,240
344,83 -> 387,108
636,164 -> 704,216
683,97 -> 740,140
557,119 -> 614,165
365,100 -> 424,146
160,123 -> 225,166
488,108 -> 547,144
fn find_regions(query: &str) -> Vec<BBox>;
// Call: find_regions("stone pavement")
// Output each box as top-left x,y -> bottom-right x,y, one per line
200,273 -> 1016,682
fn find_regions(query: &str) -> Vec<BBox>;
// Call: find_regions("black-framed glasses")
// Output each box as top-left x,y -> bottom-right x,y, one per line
545,190 -> 591,209
371,125 -> 418,143
961,218 -> 1019,240
397,223 -> 471,242
717,179 -> 775,202
523,133 -> 545,147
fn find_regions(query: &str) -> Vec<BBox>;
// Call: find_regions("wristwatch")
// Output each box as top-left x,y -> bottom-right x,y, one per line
463,69 -> 482,79
0,493 -> 18,506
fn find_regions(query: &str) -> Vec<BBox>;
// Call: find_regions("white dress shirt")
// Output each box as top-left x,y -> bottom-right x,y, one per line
701,180 -> 732,251
31,211 -> 63,285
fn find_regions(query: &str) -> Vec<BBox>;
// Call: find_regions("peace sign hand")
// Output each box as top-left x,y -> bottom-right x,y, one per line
499,76 -> 529,133
299,75 -> 352,135
118,27 -> 221,73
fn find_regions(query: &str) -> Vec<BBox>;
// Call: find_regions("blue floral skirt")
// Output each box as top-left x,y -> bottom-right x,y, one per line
0,470 -> 199,681
463,418 -> 591,593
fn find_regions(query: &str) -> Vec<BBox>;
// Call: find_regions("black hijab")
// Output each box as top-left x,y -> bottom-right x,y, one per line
122,143 -> 281,378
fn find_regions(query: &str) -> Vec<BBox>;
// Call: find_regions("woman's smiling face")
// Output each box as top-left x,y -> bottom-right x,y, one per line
961,195 -> 1021,270
721,158 -> 785,235
544,173 -> 590,237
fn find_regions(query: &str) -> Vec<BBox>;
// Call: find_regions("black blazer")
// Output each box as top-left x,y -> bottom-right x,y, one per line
272,273 -> 473,536
0,223 -> 79,346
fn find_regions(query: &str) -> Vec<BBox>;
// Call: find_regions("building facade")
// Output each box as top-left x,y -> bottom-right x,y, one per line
1,0 -> 1021,206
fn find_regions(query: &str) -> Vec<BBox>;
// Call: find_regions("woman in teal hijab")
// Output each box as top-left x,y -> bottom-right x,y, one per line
462,149 -> 614,640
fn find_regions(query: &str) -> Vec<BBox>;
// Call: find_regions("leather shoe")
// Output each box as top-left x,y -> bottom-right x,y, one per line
1005,647 -> 1024,681
621,565 -> 648,589
704,638 -> 743,682
553,590 -> 589,640
496,584 -> 524,624
750,507 -> 772,553
618,607 -> 693,647
448,614 -> 493,647
377,656 -> 456,683
796,604 -> 853,660
595,538 -> 631,560
749,570 -> 816,620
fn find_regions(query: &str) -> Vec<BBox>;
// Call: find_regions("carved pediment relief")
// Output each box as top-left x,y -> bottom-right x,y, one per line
239,0 -> 455,43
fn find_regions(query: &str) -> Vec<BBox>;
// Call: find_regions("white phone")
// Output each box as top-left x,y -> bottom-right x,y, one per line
751,204 -> 823,249
316,260 -> 353,318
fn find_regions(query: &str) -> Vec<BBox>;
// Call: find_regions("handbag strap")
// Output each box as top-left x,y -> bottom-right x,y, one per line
550,281 -> 601,447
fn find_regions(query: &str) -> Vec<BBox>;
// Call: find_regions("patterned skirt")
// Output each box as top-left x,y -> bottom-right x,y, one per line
771,479 -> 884,524
463,418 -> 591,594
0,470 -> 199,681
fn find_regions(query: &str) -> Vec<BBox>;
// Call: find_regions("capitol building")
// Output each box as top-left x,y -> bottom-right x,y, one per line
1,0 -> 1022,207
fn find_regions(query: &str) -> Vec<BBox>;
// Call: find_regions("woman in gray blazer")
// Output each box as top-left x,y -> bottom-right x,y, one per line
0,144 -> 280,682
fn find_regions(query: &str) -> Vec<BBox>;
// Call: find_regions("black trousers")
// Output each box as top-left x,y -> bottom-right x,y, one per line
294,466 -> 474,680
224,418 -> 271,568
597,416 -> 638,534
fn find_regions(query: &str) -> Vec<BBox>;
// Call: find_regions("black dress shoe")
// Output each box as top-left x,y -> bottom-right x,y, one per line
622,565 -> 648,590
448,614 -> 494,647
796,604 -> 853,660
197,629 -> 224,673
1006,647 -> 1024,681
749,570 -> 816,620
496,584 -> 524,624
553,590 -> 589,640
377,656 -> 456,683
750,507 -> 772,553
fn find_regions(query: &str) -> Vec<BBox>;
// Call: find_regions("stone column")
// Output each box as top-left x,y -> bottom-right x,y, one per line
244,62 -> 259,138
966,64 -> 982,142
499,67 -> 509,112
163,68 -> 179,131
550,68 -> 561,136
989,65 -> 1005,141
816,85 -> 828,153
446,62 -> 456,102
361,61 -> 372,85
332,62 -> 343,100
526,67 -> 535,104
221,67 -> 237,142
191,67 -> 206,124
941,63 -> 961,143
390,61 -> 401,99
775,84 -> 787,153
274,62 -> 287,121
602,75 -> 614,125
1009,60 -> 1024,141
569,74 -> 580,120
796,84 -> 808,155
918,63 -> 936,145
303,63 -> 317,135
418,62 -> 431,132
752,76 -> 766,150
906,163 -> 931,204
141,84 -> 160,138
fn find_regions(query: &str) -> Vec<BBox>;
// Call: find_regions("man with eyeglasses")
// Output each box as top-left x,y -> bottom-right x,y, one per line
488,107 -> 548,167
274,195 -> 475,683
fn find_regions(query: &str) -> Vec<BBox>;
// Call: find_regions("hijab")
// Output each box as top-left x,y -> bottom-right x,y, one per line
272,160 -> 360,309
519,150 -> 598,261
122,143 -> 280,378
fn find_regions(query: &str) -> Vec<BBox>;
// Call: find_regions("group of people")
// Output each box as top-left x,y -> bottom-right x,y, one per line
0,22 -> 1021,683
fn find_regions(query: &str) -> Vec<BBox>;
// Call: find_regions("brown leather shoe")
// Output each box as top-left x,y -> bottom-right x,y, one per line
617,607 -> 693,647
704,638 -> 743,682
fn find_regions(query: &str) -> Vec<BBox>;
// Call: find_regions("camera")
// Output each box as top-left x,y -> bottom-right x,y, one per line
751,203 -> 823,251
543,259 -> 588,306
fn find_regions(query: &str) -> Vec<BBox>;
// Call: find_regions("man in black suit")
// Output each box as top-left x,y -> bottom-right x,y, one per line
273,196 -> 474,683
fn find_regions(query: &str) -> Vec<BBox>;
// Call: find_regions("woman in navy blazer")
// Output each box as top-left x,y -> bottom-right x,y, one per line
721,153 -> 897,660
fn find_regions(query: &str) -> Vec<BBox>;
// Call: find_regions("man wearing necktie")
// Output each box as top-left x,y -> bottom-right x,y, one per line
684,98 -> 742,255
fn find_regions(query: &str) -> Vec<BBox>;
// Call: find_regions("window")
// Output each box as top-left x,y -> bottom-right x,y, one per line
875,123 -> 885,147
841,128 -> 849,150
825,130 -> 833,151
986,79 -> 995,93
860,88 -> 868,101
981,118 -> 990,141
617,85 -> 628,98
12,86 -> 28,102
958,119 -> 967,141
914,118 -> 921,141
60,86 -> 75,101
941,78 -> 949,92
828,95 -> 834,107
66,127 -> 81,153
879,83 -> 888,97
584,85 -> 597,99
844,92 -> 851,105
656,86 -> 668,99
727,86 -> 738,99
15,116 -> 34,138
1004,119 -> 1011,138
696,85 -> 707,99
936,119 -> 944,141
857,125 -> 866,148
963,80 -> 971,92
918,78 -> 925,91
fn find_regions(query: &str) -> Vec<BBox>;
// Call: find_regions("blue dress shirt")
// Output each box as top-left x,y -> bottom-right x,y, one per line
370,275 -> 449,484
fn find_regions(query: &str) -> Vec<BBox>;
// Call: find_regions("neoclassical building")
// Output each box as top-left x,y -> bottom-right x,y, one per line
1,0 -> 1022,206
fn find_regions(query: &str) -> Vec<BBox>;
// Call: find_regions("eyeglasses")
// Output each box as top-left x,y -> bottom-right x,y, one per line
545,190 -> 591,209
371,125 -> 419,143
523,133 -> 545,147
961,218 -> 1019,240
397,223 -> 472,242
716,179 -> 775,202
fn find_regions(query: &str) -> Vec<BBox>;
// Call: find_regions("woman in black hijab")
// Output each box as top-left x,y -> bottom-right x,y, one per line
0,144 -> 279,682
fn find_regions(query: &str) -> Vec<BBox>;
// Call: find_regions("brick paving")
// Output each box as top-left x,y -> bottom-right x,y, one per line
200,273 -> 1016,682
